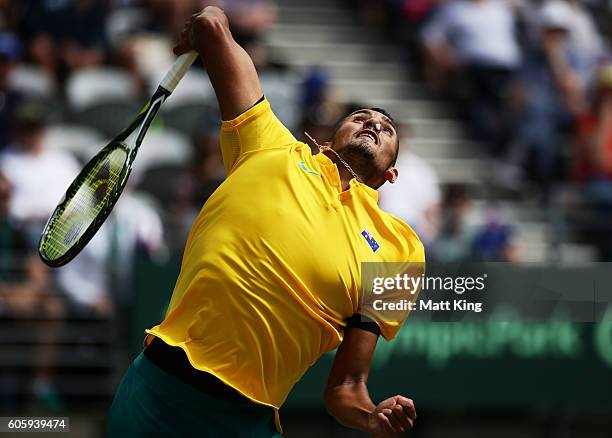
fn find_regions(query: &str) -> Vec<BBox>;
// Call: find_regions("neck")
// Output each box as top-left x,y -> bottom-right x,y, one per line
304,131 -> 372,191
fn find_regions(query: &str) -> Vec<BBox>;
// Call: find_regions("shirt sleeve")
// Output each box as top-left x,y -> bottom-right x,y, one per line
359,238 -> 426,341
219,96 -> 297,175
345,313 -> 381,336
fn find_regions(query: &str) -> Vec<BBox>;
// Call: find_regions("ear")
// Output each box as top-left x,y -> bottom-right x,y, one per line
385,167 -> 398,184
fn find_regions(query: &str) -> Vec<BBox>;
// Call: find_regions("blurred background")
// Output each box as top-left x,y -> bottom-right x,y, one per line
0,0 -> 611,436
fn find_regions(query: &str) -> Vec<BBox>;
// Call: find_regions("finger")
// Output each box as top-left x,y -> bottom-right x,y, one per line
377,412 -> 396,436
396,396 -> 417,420
173,43 -> 186,55
173,41 -> 191,56
391,404 -> 413,431
382,408 -> 403,433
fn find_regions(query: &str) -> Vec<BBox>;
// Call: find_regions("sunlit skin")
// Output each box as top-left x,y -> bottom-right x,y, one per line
323,109 -> 400,190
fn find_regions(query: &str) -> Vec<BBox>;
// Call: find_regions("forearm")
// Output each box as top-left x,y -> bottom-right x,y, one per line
324,382 -> 376,432
186,6 -> 262,120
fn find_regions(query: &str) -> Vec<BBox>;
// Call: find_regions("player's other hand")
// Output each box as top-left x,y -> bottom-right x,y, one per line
173,6 -> 229,56
367,395 -> 416,437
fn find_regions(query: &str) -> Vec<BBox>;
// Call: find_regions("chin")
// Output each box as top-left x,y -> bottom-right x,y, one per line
345,139 -> 376,159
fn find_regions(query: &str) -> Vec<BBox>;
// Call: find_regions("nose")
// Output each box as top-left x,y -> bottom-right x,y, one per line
364,118 -> 382,133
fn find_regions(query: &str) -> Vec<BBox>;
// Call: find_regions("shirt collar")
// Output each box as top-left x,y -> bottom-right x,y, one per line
313,150 -> 379,202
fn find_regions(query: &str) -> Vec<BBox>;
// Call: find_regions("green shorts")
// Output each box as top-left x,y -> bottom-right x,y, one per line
107,352 -> 282,437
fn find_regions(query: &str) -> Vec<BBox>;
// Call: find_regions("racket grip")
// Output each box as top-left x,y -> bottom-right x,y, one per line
160,51 -> 198,93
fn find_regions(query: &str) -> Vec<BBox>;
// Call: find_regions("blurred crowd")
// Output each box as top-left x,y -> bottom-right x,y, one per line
0,0 -> 287,316
355,0 -> 612,261
0,0 -> 286,410
0,0 -> 611,410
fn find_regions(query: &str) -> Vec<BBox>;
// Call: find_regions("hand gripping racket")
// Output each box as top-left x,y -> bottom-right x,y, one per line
39,52 -> 198,267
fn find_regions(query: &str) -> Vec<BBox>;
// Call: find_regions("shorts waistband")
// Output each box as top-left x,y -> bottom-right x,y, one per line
143,337 -> 249,403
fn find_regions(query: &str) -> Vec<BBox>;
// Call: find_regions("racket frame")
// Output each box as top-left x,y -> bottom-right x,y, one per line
39,85 -> 171,267
39,51 -> 197,267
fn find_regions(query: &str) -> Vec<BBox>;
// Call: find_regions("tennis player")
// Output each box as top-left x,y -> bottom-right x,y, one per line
107,6 -> 424,438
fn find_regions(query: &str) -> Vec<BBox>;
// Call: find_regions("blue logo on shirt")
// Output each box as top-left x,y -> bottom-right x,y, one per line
361,229 -> 380,253
299,161 -> 320,176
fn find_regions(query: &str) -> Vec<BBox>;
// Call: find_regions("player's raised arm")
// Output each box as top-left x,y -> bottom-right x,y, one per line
173,6 -> 263,120
324,325 -> 416,437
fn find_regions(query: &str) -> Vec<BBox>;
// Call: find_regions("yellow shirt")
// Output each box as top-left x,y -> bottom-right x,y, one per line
145,98 -> 425,430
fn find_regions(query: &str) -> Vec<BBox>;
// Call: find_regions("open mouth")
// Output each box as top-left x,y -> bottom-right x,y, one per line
356,129 -> 379,145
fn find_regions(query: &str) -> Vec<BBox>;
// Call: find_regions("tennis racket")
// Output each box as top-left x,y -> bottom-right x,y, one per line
39,51 -> 198,267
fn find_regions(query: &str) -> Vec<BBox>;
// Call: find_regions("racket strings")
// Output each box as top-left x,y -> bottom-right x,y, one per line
40,148 -> 127,261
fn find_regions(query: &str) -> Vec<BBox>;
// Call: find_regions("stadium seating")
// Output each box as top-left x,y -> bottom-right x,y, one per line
7,65 -> 56,100
43,124 -> 106,164
66,67 -> 139,110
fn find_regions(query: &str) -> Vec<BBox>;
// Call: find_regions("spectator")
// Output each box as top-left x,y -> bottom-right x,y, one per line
0,172 -> 65,411
301,68 -> 347,143
471,205 -> 518,261
394,0 -> 449,68
573,63 -> 612,259
0,101 -> 113,316
575,64 -> 612,183
421,0 -> 521,153
0,32 -> 21,150
510,3 -> 585,202
219,0 -> 277,47
539,0 -> 604,87
0,101 -> 81,240
379,125 -> 441,246
17,0 -> 108,82
0,173 -> 57,317
429,183 -> 475,262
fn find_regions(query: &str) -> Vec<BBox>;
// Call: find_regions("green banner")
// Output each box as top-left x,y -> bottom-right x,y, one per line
133,256 -> 612,409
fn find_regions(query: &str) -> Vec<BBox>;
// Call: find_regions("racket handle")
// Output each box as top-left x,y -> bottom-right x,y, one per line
159,51 -> 198,93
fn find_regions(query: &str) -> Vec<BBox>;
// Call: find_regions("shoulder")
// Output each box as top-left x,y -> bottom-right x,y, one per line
380,209 -> 426,262
220,96 -> 270,130
220,96 -> 297,149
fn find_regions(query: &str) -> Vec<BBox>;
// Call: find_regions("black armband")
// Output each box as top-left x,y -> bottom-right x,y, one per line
346,313 -> 381,336
249,95 -> 265,109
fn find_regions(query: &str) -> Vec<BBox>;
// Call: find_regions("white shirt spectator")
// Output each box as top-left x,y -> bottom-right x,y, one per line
0,146 -> 80,223
539,0 -> 604,85
56,191 -> 166,308
0,139 -> 165,309
379,151 -> 441,244
422,0 -> 521,69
